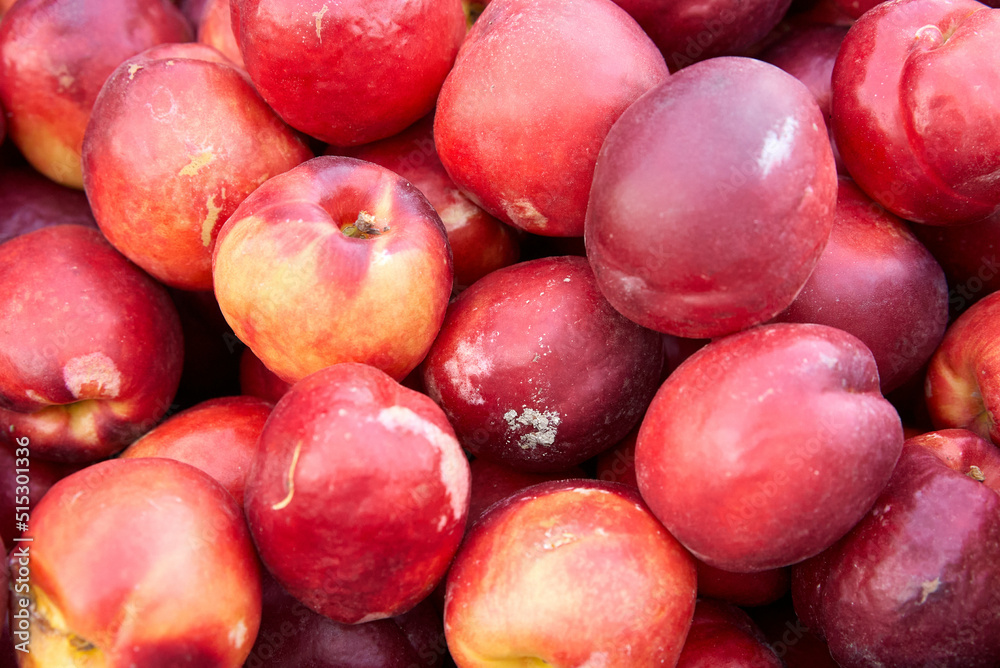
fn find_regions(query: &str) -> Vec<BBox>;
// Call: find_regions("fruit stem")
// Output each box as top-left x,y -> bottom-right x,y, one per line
342,211 -> 389,239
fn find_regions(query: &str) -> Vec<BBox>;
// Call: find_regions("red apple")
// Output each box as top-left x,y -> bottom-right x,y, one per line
213,156 -> 453,384
586,57 -> 837,338
636,323 -> 904,572
676,599 -> 783,668
792,429 -> 1000,667
12,457 -> 261,666
0,166 -> 98,244
335,116 -> 520,291
614,0 -> 792,71
444,479 -> 697,667
773,178 -> 949,393
240,347 -> 291,405
120,395 -> 271,506
467,458 -> 585,524
198,0 -> 245,67
83,42 -> 312,291
831,0 -> 1000,225
422,256 -> 663,471
0,0 -> 192,188
925,290 -> 1000,442
244,363 -> 470,623
434,0 -> 669,236
231,0 -> 465,146
0,225 -> 184,462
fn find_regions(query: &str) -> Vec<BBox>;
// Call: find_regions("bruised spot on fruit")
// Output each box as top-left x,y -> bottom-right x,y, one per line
757,116 -> 799,178
229,618 -> 248,648
272,440 -> 303,510
503,407 -> 560,449
968,465 -> 986,481
63,352 -> 122,399
128,63 -> 143,80
202,193 -> 223,246
376,405 -> 468,523
917,577 -> 941,604
342,210 -> 389,239
179,150 -> 214,177
502,198 -> 548,231
438,198 -> 479,231
443,335 -> 491,405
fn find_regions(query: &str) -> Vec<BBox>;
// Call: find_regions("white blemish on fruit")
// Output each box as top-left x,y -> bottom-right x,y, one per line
25,389 -> 47,403
356,611 -> 392,623
313,4 -> 329,42
443,335 -> 491,405
918,578 -> 940,604
376,406 -> 468,523
541,527 -> 576,550
818,353 -> 838,369
229,618 -> 248,647
63,352 -> 122,399
179,151 -> 214,177
438,199 -> 479,231
580,652 -> 610,667
502,198 -> 548,230
502,407 -> 560,449
128,64 -> 143,80
757,116 -> 799,177
202,194 -> 223,246
272,441 -> 303,510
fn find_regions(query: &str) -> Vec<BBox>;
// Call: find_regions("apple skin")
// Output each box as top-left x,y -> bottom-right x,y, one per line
335,116 -> 520,291
0,442 -> 81,550
12,457 -> 261,667
239,347 -> 292,405
83,42 -> 312,291
636,323 -> 904,572
421,256 -> 664,472
434,0 -> 669,237
467,458 -> 585,524
213,156 -> 453,384
119,395 -> 271,507
444,479 -> 697,667
925,290 -> 1000,443
832,0 -> 1000,226
243,573 -> 435,668
586,57 -> 837,338
0,166 -> 98,244
231,0 -> 465,146
244,362 -> 471,624
677,599 -> 783,668
198,0 -> 245,68
613,0 -> 792,71
912,216 -> 1000,315
792,429 -> 1000,667
772,178 -> 949,394
0,0 -> 192,188
0,225 -> 184,463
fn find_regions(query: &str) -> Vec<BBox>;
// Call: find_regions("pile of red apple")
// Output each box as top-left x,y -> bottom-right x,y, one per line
1,0 -> 999,664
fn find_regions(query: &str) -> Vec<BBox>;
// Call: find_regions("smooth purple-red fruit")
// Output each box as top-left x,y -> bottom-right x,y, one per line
586,57 -> 837,338
466,458 -> 586,524
912,216 -> 1000,314
636,323 -> 904,571
422,256 -> 663,472
0,167 -> 97,244
676,599 -> 783,668
435,0 -> 669,237
244,363 -> 470,624
832,0 -> 1000,225
792,429 -> 1000,667
231,0 -> 465,146
0,0 -> 191,187
0,225 -> 184,463
773,178 -> 948,393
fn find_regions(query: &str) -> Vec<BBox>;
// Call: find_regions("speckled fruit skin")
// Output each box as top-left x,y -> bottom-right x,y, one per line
337,116 -> 520,292
120,395 -> 272,507
0,0 -> 191,188
773,178 -> 949,394
832,0 -> 1000,226
421,256 -> 663,472
230,0 -> 465,146
613,0 -> 792,70
676,599 -> 783,668
83,43 -> 312,291
925,290 -> 1000,443
244,363 -> 471,624
0,225 -> 184,463
636,323 -> 904,572
585,57 -> 837,339
212,156 -> 453,384
434,0 -> 669,237
444,479 -> 697,667
14,457 -> 262,668
793,429 -> 1000,668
